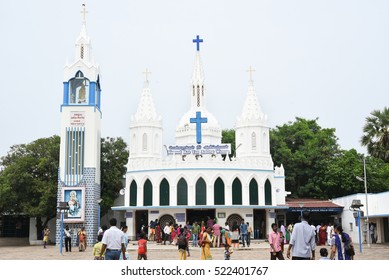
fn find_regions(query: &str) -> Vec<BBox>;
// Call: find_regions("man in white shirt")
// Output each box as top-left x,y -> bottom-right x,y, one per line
287,211 -> 316,260
163,222 -> 171,245
326,223 -> 333,245
100,218 -> 126,260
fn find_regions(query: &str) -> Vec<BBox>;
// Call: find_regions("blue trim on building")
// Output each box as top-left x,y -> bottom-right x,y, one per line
63,82 -> 69,105
97,88 -> 101,110
89,82 -> 96,105
287,207 -> 343,213
60,104 -> 102,114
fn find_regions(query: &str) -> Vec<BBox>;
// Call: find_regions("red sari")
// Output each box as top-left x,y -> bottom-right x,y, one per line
155,225 -> 162,243
319,226 -> 327,245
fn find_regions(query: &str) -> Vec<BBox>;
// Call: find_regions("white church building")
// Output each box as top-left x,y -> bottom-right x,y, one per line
112,35 -> 288,240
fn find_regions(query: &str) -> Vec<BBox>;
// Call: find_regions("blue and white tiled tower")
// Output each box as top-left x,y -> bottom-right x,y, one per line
56,4 -> 102,247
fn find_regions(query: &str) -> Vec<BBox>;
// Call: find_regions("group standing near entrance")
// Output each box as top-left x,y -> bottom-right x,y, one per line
54,212 -> 358,261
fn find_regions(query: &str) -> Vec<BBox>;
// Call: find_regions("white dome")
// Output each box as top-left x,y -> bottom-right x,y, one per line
175,108 -> 222,145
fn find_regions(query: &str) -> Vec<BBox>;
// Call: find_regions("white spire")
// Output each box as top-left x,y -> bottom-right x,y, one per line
191,35 -> 206,109
75,3 -> 91,63
191,52 -> 205,85
134,72 -> 160,122
237,66 -> 267,123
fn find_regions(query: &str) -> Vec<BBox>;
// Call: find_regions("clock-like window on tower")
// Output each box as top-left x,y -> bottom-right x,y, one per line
251,132 -> 257,150
69,71 -> 89,104
142,133 -> 148,151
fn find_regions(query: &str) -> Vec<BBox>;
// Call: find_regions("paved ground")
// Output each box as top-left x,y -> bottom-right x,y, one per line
0,238 -> 388,260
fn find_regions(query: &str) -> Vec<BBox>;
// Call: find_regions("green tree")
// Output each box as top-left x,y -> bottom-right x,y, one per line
322,149 -> 365,198
358,156 -> 389,194
270,117 -> 340,198
361,107 -> 389,163
100,137 -> 128,216
0,136 -> 60,237
0,136 -> 129,237
222,129 -> 236,157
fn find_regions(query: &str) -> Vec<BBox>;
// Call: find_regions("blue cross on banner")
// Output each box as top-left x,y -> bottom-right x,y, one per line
190,111 -> 207,144
193,35 -> 203,51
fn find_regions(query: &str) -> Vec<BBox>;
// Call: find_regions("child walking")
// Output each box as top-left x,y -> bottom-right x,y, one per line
224,244 -> 233,260
177,231 -> 188,260
137,233 -> 148,260
93,235 -> 104,260
43,227 -> 50,249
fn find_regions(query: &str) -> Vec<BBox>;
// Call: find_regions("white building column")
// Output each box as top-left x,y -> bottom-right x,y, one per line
207,183 -> 214,205
242,184 -> 249,205
188,184 -> 195,206
126,214 -> 136,240
171,184 -> 177,206
225,183 -> 232,205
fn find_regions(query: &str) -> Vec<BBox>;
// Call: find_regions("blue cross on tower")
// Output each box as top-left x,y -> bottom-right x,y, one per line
193,35 -> 203,51
190,111 -> 208,144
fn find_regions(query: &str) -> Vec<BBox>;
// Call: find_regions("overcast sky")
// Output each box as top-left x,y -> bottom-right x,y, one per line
1,0 -> 388,159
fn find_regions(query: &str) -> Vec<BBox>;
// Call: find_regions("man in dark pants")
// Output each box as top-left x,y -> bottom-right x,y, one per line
64,225 -> 72,252
269,223 -> 284,260
100,218 -> 126,260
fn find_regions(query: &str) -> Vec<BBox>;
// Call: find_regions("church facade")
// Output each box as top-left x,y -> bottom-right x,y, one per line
112,36 -> 288,240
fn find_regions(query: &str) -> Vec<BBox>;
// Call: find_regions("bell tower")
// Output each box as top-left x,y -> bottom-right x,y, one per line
56,4 -> 102,247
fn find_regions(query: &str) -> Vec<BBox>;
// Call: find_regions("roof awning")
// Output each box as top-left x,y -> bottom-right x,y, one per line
287,207 -> 343,213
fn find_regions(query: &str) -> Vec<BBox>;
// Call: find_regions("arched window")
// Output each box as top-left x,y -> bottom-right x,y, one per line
214,177 -> 225,205
69,71 -> 89,104
232,178 -> 242,205
177,178 -> 188,205
143,179 -> 152,206
130,180 -> 137,206
265,179 -> 272,205
249,178 -> 259,205
159,179 -> 170,206
251,132 -> 256,150
142,133 -> 147,151
195,178 -> 206,205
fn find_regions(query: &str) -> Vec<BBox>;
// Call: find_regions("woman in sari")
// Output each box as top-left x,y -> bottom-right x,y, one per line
330,225 -> 354,260
155,224 -> 162,243
319,223 -> 327,245
201,227 -> 214,260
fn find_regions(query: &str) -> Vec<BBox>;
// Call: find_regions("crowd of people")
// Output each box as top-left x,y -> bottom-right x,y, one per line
272,212 -> 355,260
56,213 -> 357,261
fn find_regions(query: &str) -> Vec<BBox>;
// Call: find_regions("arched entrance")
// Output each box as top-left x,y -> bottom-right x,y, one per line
159,214 -> 175,228
226,214 -> 243,229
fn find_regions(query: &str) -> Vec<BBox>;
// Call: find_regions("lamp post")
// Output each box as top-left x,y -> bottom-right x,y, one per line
57,202 -> 69,255
96,199 -> 103,231
350,199 -> 363,253
356,155 -> 370,248
298,203 -> 304,221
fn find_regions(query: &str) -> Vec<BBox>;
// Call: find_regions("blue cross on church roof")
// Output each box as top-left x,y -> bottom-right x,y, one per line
190,111 -> 208,144
193,35 -> 203,51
